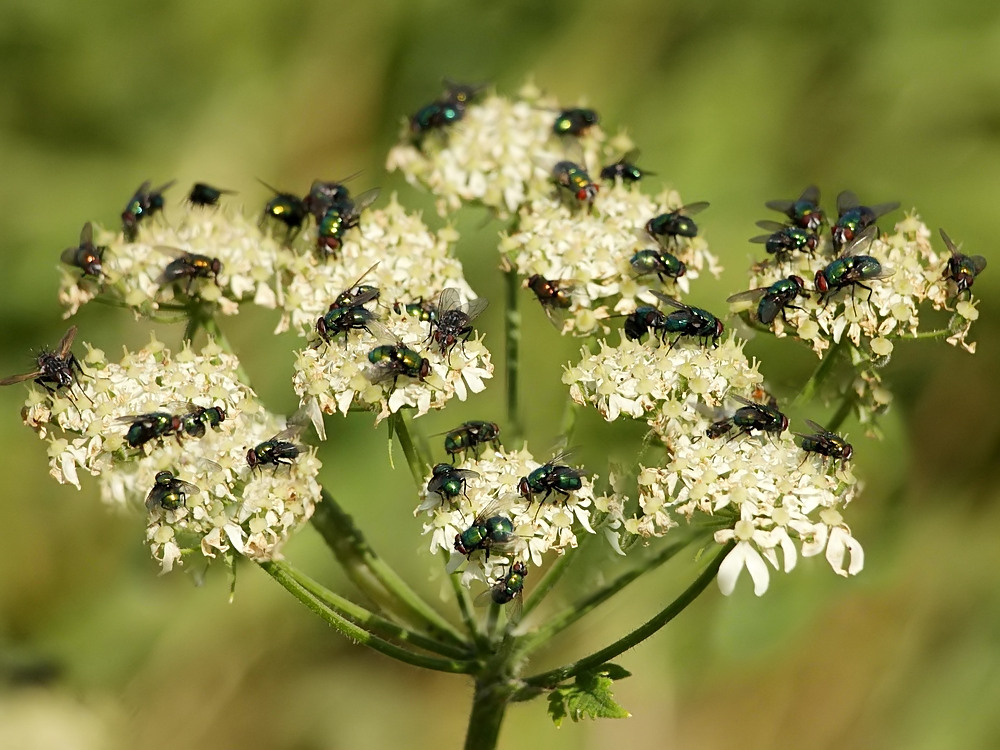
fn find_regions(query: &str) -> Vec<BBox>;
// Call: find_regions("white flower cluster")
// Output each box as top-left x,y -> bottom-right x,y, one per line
564,330 -> 862,595
564,335 -> 762,423
387,81 -> 605,219
58,204 -> 290,318
20,335 -> 321,573
413,446 -> 598,589
638,428 -> 862,596
285,196 -> 493,423
735,214 -> 982,357
387,81 -> 722,336
502,187 -> 722,335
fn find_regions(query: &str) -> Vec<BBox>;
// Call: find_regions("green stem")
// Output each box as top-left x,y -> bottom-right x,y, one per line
903,328 -> 951,340
504,267 -> 523,444
826,389 -> 855,432
464,673 -> 513,750
515,535 -> 693,657
793,338 -> 845,408
265,560 -> 472,660
517,541 -> 732,693
310,490 -> 465,646
259,561 -> 472,673
392,410 -> 428,486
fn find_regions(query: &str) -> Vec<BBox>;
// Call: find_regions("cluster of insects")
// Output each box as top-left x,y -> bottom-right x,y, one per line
416,416 -> 587,614
258,176 -> 381,254
310,260 -> 489,389
703,394 -> 853,468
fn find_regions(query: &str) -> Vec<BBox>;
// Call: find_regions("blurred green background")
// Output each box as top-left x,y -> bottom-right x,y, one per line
1,1 -> 999,748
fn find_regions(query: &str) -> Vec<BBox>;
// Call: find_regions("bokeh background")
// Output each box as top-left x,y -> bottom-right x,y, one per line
1,1 -> 999,748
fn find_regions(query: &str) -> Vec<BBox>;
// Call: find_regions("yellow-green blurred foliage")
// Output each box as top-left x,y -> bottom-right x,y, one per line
1,1 -> 998,748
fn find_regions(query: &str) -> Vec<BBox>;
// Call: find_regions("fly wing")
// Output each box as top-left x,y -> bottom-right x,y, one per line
55,326 -> 78,359
0,369 -> 43,386
726,287 -> 768,305
836,190 -> 861,216
461,296 -> 489,321
755,220 -> 787,232
679,201 -> 709,216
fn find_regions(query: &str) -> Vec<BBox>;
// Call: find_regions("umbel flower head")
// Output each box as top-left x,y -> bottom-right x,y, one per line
20,334 -> 321,573
58,202 -> 291,318
503,187 -> 722,336
733,214 -> 982,358
285,196 -> 493,424
564,328 -> 862,595
387,80 -> 612,220
637,424 -> 862,596
414,445 -> 599,588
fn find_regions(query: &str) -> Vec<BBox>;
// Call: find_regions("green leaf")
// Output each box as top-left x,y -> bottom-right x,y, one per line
546,665 -> 631,727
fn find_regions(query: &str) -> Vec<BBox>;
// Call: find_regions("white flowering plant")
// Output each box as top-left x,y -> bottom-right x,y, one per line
9,80 -> 984,748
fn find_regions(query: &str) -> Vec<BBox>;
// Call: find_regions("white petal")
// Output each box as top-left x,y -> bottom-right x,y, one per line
826,526 -> 864,577
717,542 -> 750,596
743,544 -> 771,596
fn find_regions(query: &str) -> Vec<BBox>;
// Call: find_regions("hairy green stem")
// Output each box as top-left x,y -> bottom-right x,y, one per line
265,560 -> 472,660
517,541 -> 732,692
515,535 -> 694,657
504,267 -> 523,443
259,561 -> 472,673
310,491 -> 465,645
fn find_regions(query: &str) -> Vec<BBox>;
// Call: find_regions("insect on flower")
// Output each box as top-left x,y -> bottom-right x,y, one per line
188,182 -> 236,207
727,275 -> 807,325
427,463 -> 480,505
600,150 -> 652,183
454,497 -> 520,562
122,179 -> 175,241
442,420 -> 502,462
646,202 -> 709,245
428,288 -> 488,359
60,222 -> 107,279
795,420 -> 853,468
765,184 -> 826,231
814,226 -> 894,307
939,228 -> 986,299
145,470 -> 201,512
750,221 -> 819,263
0,326 -> 87,400
247,426 -> 305,473
552,107 -> 599,137
831,190 -> 900,253
552,161 -> 599,207
156,248 -> 223,296
707,395 -> 788,442
258,180 -> 308,243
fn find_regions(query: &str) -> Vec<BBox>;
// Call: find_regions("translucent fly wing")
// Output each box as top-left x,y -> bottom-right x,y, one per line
55,326 -> 79,359
677,201 -> 709,216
